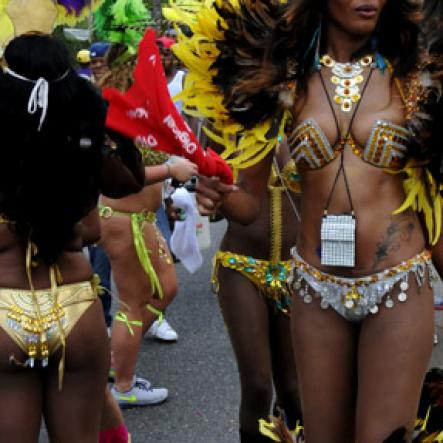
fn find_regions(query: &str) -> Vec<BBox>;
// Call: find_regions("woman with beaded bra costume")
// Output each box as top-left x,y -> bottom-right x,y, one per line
0,34 -> 145,442
97,49 -> 199,408
173,0 -> 443,440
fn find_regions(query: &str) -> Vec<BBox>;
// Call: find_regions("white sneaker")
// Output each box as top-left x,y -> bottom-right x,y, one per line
111,379 -> 168,408
146,319 -> 178,342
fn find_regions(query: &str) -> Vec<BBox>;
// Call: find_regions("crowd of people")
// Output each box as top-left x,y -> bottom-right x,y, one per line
0,0 -> 443,442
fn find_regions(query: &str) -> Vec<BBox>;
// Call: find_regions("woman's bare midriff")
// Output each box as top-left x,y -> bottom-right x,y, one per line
101,183 -> 163,214
0,225 -> 92,289
221,193 -> 299,261
297,150 -> 426,277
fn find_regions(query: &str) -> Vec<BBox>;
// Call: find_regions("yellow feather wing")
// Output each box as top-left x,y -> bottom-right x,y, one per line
166,0 -> 290,170
393,163 -> 443,245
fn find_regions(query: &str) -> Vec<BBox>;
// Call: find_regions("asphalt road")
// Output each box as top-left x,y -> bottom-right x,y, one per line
40,220 -> 443,443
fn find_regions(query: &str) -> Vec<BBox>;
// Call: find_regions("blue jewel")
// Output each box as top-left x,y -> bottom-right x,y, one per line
375,52 -> 386,73
228,258 -> 236,265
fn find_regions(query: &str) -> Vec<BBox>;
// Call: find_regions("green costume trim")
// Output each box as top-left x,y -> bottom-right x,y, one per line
99,205 -> 164,299
146,304 -> 164,324
114,311 -> 143,336
212,252 -> 292,315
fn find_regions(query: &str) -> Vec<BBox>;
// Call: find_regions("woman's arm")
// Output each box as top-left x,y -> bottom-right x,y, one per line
99,131 -> 145,198
196,153 -> 273,225
144,159 -> 198,185
80,208 -> 101,246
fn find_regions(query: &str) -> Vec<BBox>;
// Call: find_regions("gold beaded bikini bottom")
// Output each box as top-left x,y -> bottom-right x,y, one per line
289,248 -> 436,322
212,251 -> 292,315
0,280 -> 97,368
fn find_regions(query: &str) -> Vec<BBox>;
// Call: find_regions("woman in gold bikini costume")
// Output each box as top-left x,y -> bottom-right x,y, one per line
0,34 -> 144,441
173,0 -> 443,440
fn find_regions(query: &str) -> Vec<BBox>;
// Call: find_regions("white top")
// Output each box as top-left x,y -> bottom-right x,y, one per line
167,70 -> 185,113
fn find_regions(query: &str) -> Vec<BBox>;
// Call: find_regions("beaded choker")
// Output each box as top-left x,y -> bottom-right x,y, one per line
320,54 -> 373,113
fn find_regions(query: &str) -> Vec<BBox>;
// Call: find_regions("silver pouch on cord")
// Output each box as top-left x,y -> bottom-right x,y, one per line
320,212 -> 356,267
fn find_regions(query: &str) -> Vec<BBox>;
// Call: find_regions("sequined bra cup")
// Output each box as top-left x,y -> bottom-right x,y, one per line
288,118 -> 410,170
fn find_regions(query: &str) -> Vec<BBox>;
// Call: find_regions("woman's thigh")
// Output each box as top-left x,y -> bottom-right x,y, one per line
44,300 -> 110,443
0,331 -> 42,443
291,293 -> 358,443
144,223 -> 177,302
101,217 -> 152,305
356,282 -> 434,442
218,267 -> 273,388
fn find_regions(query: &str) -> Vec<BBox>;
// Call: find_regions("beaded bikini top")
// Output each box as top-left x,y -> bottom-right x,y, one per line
287,118 -> 409,170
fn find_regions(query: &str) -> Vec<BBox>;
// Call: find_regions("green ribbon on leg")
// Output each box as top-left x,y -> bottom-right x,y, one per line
114,312 -> 143,336
146,304 -> 164,325
131,212 -> 164,299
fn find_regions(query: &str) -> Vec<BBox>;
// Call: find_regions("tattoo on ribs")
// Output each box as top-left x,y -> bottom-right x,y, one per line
372,213 -> 415,270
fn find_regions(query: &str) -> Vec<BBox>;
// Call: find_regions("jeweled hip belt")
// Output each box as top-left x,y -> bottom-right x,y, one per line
289,247 -> 435,321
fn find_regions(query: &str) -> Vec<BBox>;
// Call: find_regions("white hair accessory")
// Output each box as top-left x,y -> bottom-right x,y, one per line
3,67 -> 69,131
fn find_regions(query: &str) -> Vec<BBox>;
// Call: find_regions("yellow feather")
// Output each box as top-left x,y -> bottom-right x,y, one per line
394,162 -> 443,245
166,0 -> 286,170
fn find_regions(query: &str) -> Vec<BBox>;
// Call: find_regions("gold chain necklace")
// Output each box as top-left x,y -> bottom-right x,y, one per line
320,54 -> 373,113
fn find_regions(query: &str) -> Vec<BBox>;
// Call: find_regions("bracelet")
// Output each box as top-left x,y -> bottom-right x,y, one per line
165,163 -> 171,178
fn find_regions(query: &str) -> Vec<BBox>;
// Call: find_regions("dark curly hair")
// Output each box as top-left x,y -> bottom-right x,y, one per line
406,0 -> 443,186
0,34 -> 107,264
212,0 -> 424,128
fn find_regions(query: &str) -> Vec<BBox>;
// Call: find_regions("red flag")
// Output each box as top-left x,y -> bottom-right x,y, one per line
103,29 -> 233,184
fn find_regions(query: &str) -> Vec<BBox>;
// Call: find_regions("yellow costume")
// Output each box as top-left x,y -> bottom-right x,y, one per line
212,252 -> 292,314
212,160 -> 298,315
2,281 -> 97,365
0,215 -> 100,388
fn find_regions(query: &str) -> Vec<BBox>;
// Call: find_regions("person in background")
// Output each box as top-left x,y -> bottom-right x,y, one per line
98,48 -> 198,407
76,49 -> 92,81
145,36 -> 187,343
90,41 -> 110,84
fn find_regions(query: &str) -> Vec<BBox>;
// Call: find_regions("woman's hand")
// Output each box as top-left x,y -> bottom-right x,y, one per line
169,159 -> 199,182
196,175 -> 237,216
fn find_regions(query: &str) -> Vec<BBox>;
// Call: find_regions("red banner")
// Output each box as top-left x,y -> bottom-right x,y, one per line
103,29 -> 233,184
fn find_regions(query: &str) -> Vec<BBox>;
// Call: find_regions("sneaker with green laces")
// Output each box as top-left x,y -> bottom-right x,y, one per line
111,380 -> 168,408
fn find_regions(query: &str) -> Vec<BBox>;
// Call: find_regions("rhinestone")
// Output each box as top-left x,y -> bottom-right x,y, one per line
304,294 -> 313,304
345,299 -> 354,309
400,281 -> 409,291
369,305 -> 379,314
320,299 -> 329,309
385,298 -> 394,308
398,292 -> 408,302
299,289 -> 305,297
294,281 -> 302,290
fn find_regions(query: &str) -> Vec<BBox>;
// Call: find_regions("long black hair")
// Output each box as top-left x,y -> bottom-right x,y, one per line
0,34 -> 107,264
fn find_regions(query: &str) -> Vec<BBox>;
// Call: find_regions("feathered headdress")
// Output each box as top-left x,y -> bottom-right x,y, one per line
94,0 -> 152,55
0,0 -> 102,53
166,0 -> 297,170
393,0 -> 443,245
162,0 -> 212,23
